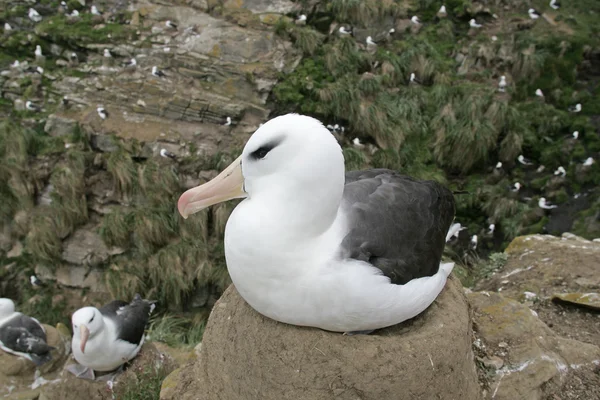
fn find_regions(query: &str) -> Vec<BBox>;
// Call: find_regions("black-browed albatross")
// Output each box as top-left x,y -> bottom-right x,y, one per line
178,114 -> 455,334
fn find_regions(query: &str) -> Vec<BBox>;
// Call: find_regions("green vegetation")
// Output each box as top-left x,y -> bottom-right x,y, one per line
112,362 -> 175,400
148,314 -> 206,348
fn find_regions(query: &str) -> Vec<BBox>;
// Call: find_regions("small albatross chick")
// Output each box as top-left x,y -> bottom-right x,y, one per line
177,114 -> 456,335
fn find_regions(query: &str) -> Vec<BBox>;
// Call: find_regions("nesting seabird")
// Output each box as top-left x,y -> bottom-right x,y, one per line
124,58 -> 137,68
68,294 -> 155,380
151,66 -> 166,78
535,89 -> 544,97
583,157 -> 594,167
554,166 -> 566,177
68,10 -> 80,17
510,182 -> 521,192
487,224 -> 495,235
495,161 -> 503,169
491,35 -> 498,41
160,148 -> 176,159
28,8 -> 42,23
103,49 -> 112,58
224,116 -> 232,126
498,75 -> 507,92
536,165 -> 545,173
528,9 -> 541,19
97,106 -> 108,120
165,20 -> 177,30
177,114 -> 456,333
91,5 -> 101,15
35,66 -> 44,75
538,197 -> 557,210
295,14 -> 307,26
437,5 -> 447,18
445,222 -> 466,242
409,72 -> 421,85
366,36 -> 377,47
34,45 -> 44,62
4,22 -> 12,32
550,0 -> 560,10
517,154 -> 532,165
572,131 -> 579,139
0,298 -> 54,366
25,101 -> 41,112
568,103 -> 582,113
470,235 -> 478,250
411,16 -> 421,25
30,275 -> 46,288
338,26 -> 352,35
352,138 -> 364,149
469,19 -> 482,28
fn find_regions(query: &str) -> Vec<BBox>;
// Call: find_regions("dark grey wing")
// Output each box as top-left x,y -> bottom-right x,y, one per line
100,295 -> 155,345
340,169 -> 455,285
0,315 -> 52,355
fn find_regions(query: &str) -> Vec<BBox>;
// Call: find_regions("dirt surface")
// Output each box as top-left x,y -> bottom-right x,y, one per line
161,275 -> 481,400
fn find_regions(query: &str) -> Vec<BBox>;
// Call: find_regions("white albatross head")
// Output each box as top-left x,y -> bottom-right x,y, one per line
72,307 -> 104,354
0,298 -> 15,318
178,114 -> 345,229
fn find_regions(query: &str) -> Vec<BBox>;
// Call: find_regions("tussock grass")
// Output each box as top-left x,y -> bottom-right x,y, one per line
107,149 -> 137,199
148,314 -> 206,348
99,208 -> 134,249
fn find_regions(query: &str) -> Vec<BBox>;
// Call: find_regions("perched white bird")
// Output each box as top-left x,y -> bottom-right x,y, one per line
11,60 -> 20,68
487,224 -> 495,235
165,20 -> 177,29
160,148 -> 176,159
68,10 -> 80,17
97,107 -> 108,120
538,197 -> 557,209
177,114 -> 456,334
469,19 -> 482,28
67,295 -> 155,380
103,49 -> 112,58
409,72 -> 420,85
550,0 -> 560,10
35,66 -> 44,75
437,5 -> 447,17
568,103 -> 582,113
25,101 -> 41,112
366,36 -> 377,46
554,166 -> 566,177
536,165 -> 546,173
470,235 -> 478,250
151,66 -> 166,78
124,58 -> 137,68
411,16 -> 421,25
28,8 -> 42,23
30,275 -> 45,288
583,157 -> 595,167
34,45 -> 42,57
0,298 -> 53,366
491,35 -> 498,41
445,222 -> 466,242
495,161 -> 502,169
295,14 -> 307,26
510,182 -> 521,192
518,155 -> 532,165
352,138 -> 364,149
91,6 -> 101,15
389,28 -> 395,34
498,75 -> 507,92
224,116 -> 232,126
4,22 -> 12,32
535,89 -> 544,97
572,131 -> 579,139
528,9 -> 541,19
338,26 -> 352,35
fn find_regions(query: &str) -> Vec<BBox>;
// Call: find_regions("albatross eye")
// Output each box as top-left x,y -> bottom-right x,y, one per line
89,315 -> 94,323
250,144 -> 275,160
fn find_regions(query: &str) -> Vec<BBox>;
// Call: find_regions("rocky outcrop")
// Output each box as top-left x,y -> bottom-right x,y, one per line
160,276 -> 481,400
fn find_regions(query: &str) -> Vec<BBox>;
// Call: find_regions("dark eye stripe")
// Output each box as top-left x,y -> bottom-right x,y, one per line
250,139 -> 282,160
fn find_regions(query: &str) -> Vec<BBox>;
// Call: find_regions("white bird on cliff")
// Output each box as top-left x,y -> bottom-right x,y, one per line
572,131 -> 579,139
352,138 -> 364,149
25,101 -> 41,112
366,36 -> 377,47
568,103 -> 582,113
165,20 -> 178,30
583,157 -> 594,167
124,58 -> 137,68
97,106 -> 108,120
495,161 -> 502,169
550,0 -> 561,10
177,114 -> 456,334
510,182 -> 521,192
34,45 -> 45,63
224,116 -> 232,126
469,19 -> 482,28
68,10 -> 80,17
528,9 -> 541,19
518,155 -> 532,165
160,148 -> 176,159
536,165 -> 545,173
554,166 -> 566,177
446,222 -> 466,242
295,14 -> 307,26
409,72 -> 420,85
30,275 -> 46,288
91,6 -> 101,16
437,5 -> 447,18
103,49 -> 112,58
535,89 -> 544,97
338,26 -> 352,35
28,8 -> 42,23
538,198 -> 557,209
67,295 -> 155,380
4,22 -> 12,32
498,75 -> 507,92
411,16 -> 421,25
151,66 -> 166,78
470,235 -> 478,250
35,66 -> 44,75
487,224 -> 495,235
11,60 -> 20,69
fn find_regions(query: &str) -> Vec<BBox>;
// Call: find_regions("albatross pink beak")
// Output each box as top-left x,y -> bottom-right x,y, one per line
178,155 -> 246,219
80,325 -> 90,354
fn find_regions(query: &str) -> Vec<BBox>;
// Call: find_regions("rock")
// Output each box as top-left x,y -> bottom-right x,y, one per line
552,292 -> 600,311
90,134 -> 119,153
480,356 -> 504,370
44,115 -> 78,137
53,266 -> 106,292
475,234 -> 600,345
0,324 -> 71,398
223,0 -> 298,14
469,291 -> 600,400
7,242 -> 23,258
161,276 -> 480,400
61,226 -> 119,267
